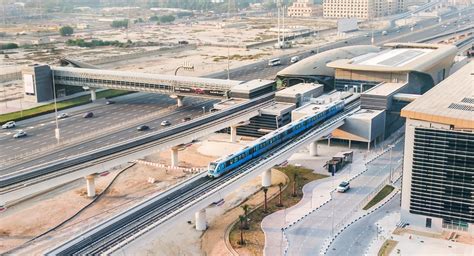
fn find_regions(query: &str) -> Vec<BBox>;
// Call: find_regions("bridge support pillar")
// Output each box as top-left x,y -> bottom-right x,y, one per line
195,209 -> 207,231
90,88 -> 97,102
348,140 -> 352,149
85,174 -> 96,198
262,169 -> 272,187
230,125 -> 237,143
327,138 -> 331,147
177,96 -> 184,107
309,141 -> 318,156
171,147 -> 179,167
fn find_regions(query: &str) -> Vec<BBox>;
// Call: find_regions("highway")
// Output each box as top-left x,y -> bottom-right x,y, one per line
285,140 -> 404,255
0,93 -> 215,162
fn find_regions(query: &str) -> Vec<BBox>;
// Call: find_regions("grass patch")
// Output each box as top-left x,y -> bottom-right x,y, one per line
378,239 -> 398,256
363,185 -> 395,210
0,90 -> 132,124
229,165 -> 328,255
212,53 -> 270,62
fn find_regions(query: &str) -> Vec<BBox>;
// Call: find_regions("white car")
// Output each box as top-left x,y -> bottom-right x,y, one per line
2,121 -> 16,129
290,56 -> 300,63
161,120 -> 171,126
337,181 -> 350,193
57,113 -> 69,119
13,130 -> 27,138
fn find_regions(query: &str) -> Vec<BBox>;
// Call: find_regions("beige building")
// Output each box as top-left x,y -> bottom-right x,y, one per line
288,0 -> 323,17
323,0 -> 406,19
400,61 -> 474,234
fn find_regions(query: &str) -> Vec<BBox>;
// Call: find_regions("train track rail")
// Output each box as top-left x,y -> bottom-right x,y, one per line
48,99 -> 360,255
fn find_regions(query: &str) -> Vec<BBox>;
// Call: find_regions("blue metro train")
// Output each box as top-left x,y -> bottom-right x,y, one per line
207,100 -> 345,178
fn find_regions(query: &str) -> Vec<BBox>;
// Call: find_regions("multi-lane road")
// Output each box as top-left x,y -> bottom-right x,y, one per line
1,8 -> 471,175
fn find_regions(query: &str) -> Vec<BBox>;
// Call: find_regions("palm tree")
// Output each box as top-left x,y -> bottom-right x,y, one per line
292,173 -> 299,197
238,215 -> 246,245
241,204 -> 250,229
263,187 -> 269,213
277,182 -> 284,207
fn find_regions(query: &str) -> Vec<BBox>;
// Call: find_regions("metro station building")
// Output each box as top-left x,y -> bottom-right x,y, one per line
400,62 -> 474,234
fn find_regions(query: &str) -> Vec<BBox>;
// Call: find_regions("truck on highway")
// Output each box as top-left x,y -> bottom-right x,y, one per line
382,31 -> 388,36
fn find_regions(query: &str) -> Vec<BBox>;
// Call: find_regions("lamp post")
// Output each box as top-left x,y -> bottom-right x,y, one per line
202,106 -> 205,114
52,69 -> 60,144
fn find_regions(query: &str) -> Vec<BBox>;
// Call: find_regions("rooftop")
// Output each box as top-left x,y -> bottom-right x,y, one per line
275,83 -> 323,98
230,79 -> 275,93
327,43 -> 458,73
363,82 -> 407,96
401,61 -> 474,129
261,102 -> 295,116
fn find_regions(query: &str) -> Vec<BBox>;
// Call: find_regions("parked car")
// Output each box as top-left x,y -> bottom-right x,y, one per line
57,113 -> 69,119
290,56 -> 300,63
105,100 -> 115,105
13,130 -> 27,138
137,125 -> 150,131
161,120 -> 171,126
337,181 -> 350,193
2,121 -> 16,129
83,112 -> 94,118
182,117 -> 192,122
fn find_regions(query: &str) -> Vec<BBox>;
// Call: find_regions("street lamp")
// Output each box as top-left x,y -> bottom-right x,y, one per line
52,69 -> 60,144
388,144 -> 395,183
202,106 -> 205,114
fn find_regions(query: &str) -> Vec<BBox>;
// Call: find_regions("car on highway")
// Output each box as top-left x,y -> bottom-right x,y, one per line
105,100 -> 115,105
290,56 -> 300,63
337,181 -> 350,193
161,120 -> 171,126
13,130 -> 27,138
182,117 -> 192,122
2,121 -> 16,129
57,113 -> 69,119
83,112 -> 94,118
382,31 -> 388,36
268,58 -> 281,66
137,125 -> 150,131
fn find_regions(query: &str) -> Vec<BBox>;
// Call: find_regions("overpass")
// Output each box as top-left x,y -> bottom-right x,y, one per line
52,66 -> 247,105
46,97 -> 359,255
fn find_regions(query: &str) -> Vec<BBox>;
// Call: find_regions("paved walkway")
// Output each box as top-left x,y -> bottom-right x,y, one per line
262,129 -> 405,256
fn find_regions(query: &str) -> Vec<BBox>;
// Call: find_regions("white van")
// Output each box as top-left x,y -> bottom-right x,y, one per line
268,58 -> 281,66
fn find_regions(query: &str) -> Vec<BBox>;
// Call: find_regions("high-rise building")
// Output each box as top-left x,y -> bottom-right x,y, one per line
400,61 -> 474,234
287,0 -> 322,17
323,0 -> 406,19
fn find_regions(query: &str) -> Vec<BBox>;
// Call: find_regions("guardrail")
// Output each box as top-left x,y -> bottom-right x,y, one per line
0,93 -> 274,189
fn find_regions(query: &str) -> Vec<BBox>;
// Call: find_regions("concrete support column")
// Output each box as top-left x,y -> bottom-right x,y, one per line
230,125 -> 237,143
90,88 -> 97,102
348,140 -> 352,149
85,175 -> 96,198
262,169 -> 272,187
367,141 -> 371,151
195,209 -> 207,231
177,96 -> 184,107
309,141 -> 318,156
171,147 -> 179,167
328,138 -> 331,147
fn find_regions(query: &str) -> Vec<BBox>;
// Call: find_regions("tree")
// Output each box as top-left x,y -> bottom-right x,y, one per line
277,182 -> 284,207
263,187 -> 269,213
59,26 -> 74,36
0,43 -> 19,50
149,15 -> 159,21
238,215 -> 246,245
292,173 -> 299,197
159,15 -> 175,23
241,204 -> 250,229
111,20 -> 129,28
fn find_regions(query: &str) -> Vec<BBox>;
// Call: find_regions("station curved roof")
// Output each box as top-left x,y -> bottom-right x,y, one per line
277,45 -> 380,78
327,43 -> 458,73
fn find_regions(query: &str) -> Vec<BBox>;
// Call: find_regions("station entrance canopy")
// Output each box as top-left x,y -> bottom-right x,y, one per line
52,66 -> 243,98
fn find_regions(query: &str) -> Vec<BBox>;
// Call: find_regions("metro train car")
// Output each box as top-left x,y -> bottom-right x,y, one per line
207,100 -> 345,178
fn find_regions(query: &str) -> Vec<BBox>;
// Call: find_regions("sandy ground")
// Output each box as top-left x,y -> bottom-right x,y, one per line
1,133 -> 253,255
202,170 -> 287,256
